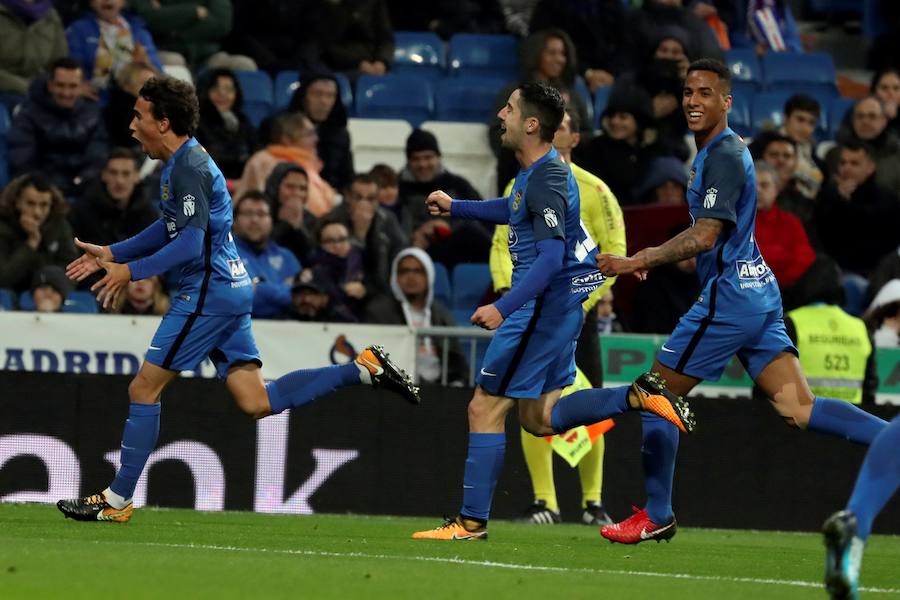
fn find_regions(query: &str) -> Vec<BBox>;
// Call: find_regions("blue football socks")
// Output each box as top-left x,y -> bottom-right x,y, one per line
642,413 -> 679,525
807,398 -> 887,445
550,386 -> 630,433
266,363 -> 362,414
460,432 -> 506,522
847,415 -> 900,540
109,402 -> 161,501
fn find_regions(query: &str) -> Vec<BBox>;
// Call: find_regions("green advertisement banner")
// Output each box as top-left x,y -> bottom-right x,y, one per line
601,334 -> 900,403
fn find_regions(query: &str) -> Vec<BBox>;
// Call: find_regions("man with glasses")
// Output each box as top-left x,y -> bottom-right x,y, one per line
233,190 -> 301,319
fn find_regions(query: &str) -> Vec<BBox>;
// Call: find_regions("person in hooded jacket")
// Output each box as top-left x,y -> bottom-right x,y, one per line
364,247 -> 468,386
195,67 -> 256,180
264,162 -> 318,265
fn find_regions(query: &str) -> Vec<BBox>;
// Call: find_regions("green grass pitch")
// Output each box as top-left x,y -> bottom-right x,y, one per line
0,503 -> 898,599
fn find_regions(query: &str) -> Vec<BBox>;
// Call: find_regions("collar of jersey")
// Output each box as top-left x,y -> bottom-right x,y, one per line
699,127 -> 735,157
523,147 -> 558,173
166,137 -> 198,167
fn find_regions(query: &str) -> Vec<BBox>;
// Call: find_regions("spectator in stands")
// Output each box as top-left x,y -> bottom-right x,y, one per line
110,275 -> 169,315
749,131 -> 814,240
289,272 -> 357,323
326,173 -> 407,296
223,0 -> 317,74
816,141 -> 900,278
300,220 -> 366,322
0,173 -> 77,294
313,0 -> 394,79
868,248 -> 900,308
739,0 -> 802,53
387,2 -> 506,38
529,0 -> 630,93
69,147 -> 158,247
595,289 -> 624,335
236,111 -> 336,217
397,128 -> 491,270
8,58 -> 108,197
30,265 -> 72,313
264,163 -> 318,265
66,0 -> 163,95
0,0 -> 68,111
828,95 -> 900,199
635,156 -> 687,206
287,71 -> 354,191
232,190 -> 301,319
573,87 -> 657,206
195,68 -> 255,180
131,0 -> 255,70
104,60 -> 157,149
866,279 -> 900,347
364,247 -> 469,385
369,163 -> 400,211
871,68 -> 900,136
753,160 -> 816,299
780,94 -> 825,200
626,0 -> 724,67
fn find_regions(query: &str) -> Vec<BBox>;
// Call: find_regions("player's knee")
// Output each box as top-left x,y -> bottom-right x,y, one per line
769,387 -> 813,429
467,393 -> 507,430
127,376 -> 159,405
521,414 -> 553,437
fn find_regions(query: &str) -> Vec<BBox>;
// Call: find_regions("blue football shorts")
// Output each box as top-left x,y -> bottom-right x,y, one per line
657,306 -> 797,381
477,303 -> 584,399
145,312 -> 262,379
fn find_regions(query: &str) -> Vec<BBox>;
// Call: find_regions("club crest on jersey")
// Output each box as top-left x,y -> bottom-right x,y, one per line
703,187 -> 718,209
507,225 -> 518,248
162,182 -> 169,201
687,168 -> 696,189
543,207 -> 558,228
269,255 -> 284,271
183,194 -> 195,216
512,190 -> 522,211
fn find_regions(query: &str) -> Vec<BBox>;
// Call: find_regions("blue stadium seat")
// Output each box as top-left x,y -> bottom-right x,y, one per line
864,0 -> 887,39
725,48 -> 762,89
335,72 -> 353,115
729,89 -> 753,138
275,71 -> 353,115
435,76 -> 508,123
63,291 -> 98,314
355,74 -> 434,127
829,96 -> 855,138
0,157 -> 7,190
592,85 -> 611,130
0,288 -> 14,310
393,31 -> 445,81
808,0 -> 861,13
448,34 -> 519,80
751,91 -> 790,135
451,263 -> 492,312
18,290 -> 34,311
433,262 -> 451,308
761,52 -> 838,95
234,70 -> 274,128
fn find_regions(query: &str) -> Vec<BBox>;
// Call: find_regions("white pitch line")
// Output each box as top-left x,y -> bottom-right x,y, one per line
121,540 -> 899,594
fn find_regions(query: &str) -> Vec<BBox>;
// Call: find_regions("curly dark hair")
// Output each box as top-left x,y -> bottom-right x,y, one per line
0,173 -> 66,219
139,76 -> 200,136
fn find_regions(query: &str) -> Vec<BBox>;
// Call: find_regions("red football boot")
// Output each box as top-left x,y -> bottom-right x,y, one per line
600,506 -> 677,544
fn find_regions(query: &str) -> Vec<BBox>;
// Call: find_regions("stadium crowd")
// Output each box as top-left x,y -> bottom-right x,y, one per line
1,0 -> 900,386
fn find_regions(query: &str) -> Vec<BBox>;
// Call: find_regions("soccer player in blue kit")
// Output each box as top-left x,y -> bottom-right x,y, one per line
56,76 -> 419,522
411,82 -> 692,541
549,59 -> 891,544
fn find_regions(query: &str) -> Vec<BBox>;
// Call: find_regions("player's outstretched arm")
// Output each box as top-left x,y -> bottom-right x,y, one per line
426,190 -> 510,224
66,237 -> 113,282
109,218 -> 170,263
598,218 -> 722,279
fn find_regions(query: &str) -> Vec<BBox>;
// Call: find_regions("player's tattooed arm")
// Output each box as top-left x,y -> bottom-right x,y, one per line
639,218 -> 723,269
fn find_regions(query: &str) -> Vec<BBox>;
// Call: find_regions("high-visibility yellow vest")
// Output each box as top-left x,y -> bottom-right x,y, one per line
788,304 -> 871,404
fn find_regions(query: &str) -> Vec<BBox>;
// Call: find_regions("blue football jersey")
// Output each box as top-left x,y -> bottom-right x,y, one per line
506,148 -> 604,316
159,138 -> 253,316
686,128 -> 781,317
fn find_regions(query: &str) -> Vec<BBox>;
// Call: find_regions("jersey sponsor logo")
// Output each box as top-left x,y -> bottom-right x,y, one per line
227,258 -> 248,279
162,181 -> 169,201
512,190 -> 522,211
703,187 -> 718,209
570,270 -> 605,294
166,219 -> 177,237
543,207 -> 559,228
736,255 -> 776,289
507,225 -> 518,248
183,194 -> 196,217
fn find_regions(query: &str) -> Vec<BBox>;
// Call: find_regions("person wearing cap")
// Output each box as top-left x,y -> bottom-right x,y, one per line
865,279 -> 900,347
573,86 -> 659,205
30,264 -> 74,313
397,128 -> 490,269
289,272 -> 357,323
635,156 -> 688,205
232,190 -> 301,320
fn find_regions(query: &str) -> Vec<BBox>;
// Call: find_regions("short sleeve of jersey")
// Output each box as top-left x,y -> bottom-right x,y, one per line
526,162 -> 568,242
696,145 -> 745,224
171,162 -> 210,231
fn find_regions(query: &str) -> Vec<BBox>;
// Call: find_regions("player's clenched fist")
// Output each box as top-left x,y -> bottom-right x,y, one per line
425,190 -> 452,216
471,304 -> 503,330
